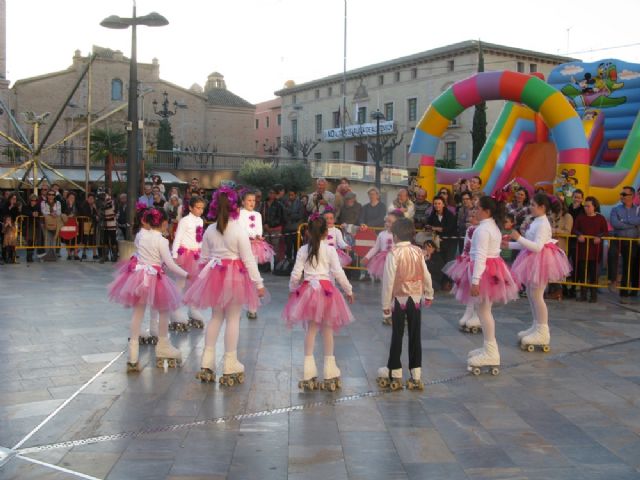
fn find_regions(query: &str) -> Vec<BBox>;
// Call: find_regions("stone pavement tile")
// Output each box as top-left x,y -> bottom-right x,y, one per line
451,446 -> 516,470
0,398 -> 64,421
53,450 -> 121,479
521,467 -> 581,480
463,403 -> 531,430
376,397 -> 433,428
576,464 -> 640,480
334,398 -> 387,432
239,415 -> 288,434
341,431 -> 407,480
0,458 -> 72,480
106,457 -> 174,480
389,427 -> 456,464
557,444 -> 625,466
403,462 -> 467,480
0,389 -> 52,407
418,396 -> 467,415
287,444 -> 348,479
288,407 -> 340,446
463,467 -> 526,479
429,412 -> 496,450
487,428 -> 570,468
227,453 -> 287,480
515,408 -> 595,446
582,425 -> 640,452
552,403 -> 618,428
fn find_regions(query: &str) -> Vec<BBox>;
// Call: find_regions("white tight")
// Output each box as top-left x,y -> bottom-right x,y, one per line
130,305 -> 169,339
476,300 -> 496,342
304,322 -> 334,356
204,303 -> 243,352
526,284 -> 548,326
175,277 -> 186,292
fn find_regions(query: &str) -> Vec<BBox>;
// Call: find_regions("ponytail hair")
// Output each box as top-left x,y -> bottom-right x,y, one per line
532,192 -> 551,213
306,215 -> 328,267
478,195 -> 505,225
208,186 -> 240,234
143,207 -> 167,228
215,193 -> 230,234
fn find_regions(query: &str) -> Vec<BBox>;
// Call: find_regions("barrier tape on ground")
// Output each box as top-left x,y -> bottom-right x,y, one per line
14,335 -> 640,456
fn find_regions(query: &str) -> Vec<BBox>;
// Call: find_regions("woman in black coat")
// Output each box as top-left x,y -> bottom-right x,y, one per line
427,196 -> 458,289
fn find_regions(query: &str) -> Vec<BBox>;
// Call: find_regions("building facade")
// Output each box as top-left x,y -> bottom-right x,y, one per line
275,40 -> 575,170
253,98 -> 282,155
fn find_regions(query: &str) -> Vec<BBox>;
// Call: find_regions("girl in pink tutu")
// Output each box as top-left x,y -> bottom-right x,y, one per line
282,214 -> 355,391
323,208 -> 352,267
239,190 -> 274,320
184,187 -> 266,386
455,196 -> 519,375
108,208 -> 188,372
170,195 -> 206,331
506,193 -> 572,351
361,211 -> 400,281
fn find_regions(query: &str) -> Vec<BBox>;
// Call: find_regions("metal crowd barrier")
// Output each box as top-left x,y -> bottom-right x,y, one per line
15,215 -> 105,251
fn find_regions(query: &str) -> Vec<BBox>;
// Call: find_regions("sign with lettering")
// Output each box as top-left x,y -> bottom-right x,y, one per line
323,121 -> 395,141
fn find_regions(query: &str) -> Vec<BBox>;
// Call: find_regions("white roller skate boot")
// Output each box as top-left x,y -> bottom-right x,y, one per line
127,338 -> 140,372
155,337 -> 182,368
458,304 -> 474,329
467,340 -> 500,376
517,323 -> 536,340
169,309 -> 190,333
406,367 -> 424,390
219,351 -> 245,386
196,346 -> 216,382
140,310 -> 159,345
188,307 -> 206,329
520,324 -> 550,352
298,355 -> 318,391
321,356 -> 342,391
462,309 -> 482,334
377,367 -> 403,390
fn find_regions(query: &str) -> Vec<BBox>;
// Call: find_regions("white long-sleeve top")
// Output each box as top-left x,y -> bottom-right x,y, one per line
171,213 -> 203,257
381,241 -> 434,310
364,230 -> 394,260
508,214 -> 555,252
239,209 -> 263,238
327,226 -> 348,249
470,218 -> 502,284
137,229 -> 187,278
200,219 -> 264,289
289,240 -> 353,295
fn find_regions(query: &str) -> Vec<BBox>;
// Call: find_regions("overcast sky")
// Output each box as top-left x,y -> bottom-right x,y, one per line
7,0 -> 640,104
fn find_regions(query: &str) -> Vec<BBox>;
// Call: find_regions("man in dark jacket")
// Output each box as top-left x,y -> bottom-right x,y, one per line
282,188 -> 304,260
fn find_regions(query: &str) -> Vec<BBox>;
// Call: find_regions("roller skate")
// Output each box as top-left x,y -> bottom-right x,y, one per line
467,340 -> 500,376
126,338 -> 141,373
219,351 -> 245,387
187,307 -> 206,329
460,310 -> 482,334
320,356 -> 342,391
169,309 -> 191,333
377,367 -> 403,390
298,355 -> 319,391
516,322 -> 536,340
382,314 -> 392,326
457,304 -> 474,328
520,324 -> 550,353
155,337 -> 182,368
246,311 -> 258,320
140,311 -> 159,345
406,367 -> 424,390
195,346 -> 216,383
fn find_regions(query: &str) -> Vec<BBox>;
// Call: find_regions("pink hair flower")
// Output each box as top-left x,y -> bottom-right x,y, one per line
177,246 -> 186,256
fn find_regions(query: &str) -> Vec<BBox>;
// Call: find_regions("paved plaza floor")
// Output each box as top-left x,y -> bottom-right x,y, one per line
1,261 -> 640,479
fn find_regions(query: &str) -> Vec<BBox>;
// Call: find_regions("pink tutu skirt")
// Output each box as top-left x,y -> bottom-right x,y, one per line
176,248 -> 202,284
108,264 -> 182,312
510,243 -> 572,287
114,255 -> 138,275
336,248 -> 352,267
366,251 -> 388,279
282,279 -> 354,332
443,254 -> 471,283
183,258 -> 265,312
453,257 -> 519,305
251,238 -> 275,264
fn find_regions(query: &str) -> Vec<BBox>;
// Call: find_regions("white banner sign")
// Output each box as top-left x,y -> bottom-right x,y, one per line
323,121 -> 395,141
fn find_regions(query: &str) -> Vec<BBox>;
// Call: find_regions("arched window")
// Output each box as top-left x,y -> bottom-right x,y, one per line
111,79 -> 123,101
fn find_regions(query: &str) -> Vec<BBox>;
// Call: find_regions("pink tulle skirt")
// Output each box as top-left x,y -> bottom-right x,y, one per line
114,255 -> 138,275
251,239 -> 275,264
366,251 -> 388,279
443,254 -> 471,283
108,264 -> 182,312
183,258 -> 265,312
282,279 -> 354,332
176,248 -> 202,281
336,248 -> 352,267
510,243 -> 572,287
452,257 -> 519,305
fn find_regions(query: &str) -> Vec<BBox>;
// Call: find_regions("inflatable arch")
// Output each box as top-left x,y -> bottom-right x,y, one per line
409,71 -> 590,196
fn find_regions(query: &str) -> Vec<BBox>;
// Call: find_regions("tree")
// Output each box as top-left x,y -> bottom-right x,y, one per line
471,41 -> 487,164
279,163 -> 313,193
238,159 -> 313,195
90,127 -> 127,193
156,118 -> 174,151
281,136 -> 319,162
435,158 -> 462,169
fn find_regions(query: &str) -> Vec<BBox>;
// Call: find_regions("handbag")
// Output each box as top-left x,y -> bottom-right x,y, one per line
45,215 -> 59,232
83,220 -> 93,236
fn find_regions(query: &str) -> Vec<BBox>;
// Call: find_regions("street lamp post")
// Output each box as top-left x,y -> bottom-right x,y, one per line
100,5 -> 168,240
371,109 -> 384,191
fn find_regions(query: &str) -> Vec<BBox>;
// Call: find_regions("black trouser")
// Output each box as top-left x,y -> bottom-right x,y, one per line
102,230 -> 118,260
387,297 -> 422,370
609,239 -> 639,296
284,229 -> 298,260
577,259 -> 598,299
2,246 -> 15,263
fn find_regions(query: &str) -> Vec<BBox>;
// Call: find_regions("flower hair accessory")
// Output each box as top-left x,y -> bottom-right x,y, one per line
208,186 -> 240,220
135,201 -> 148,213
322,205 -> 335,214
196,226 -> 204,243
309,212 -> 321,222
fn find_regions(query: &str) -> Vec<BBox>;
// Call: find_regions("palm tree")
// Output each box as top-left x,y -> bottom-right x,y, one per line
90,128 -> 126,194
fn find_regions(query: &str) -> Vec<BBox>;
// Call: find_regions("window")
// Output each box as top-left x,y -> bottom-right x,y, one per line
314,152 -> 322,160
411,68 -> 417,79
315,89 -> 320,99
276,137 -> 281,147
530,63 -> 537,73
315,114 -> 323,134
517,61 -> 525,73
332,110 -> 340,128
384,147 -> 393,165
395,71 -> 400,82
255,119 -> 259,129
357,106 -> 367,125
378,74 -> 384,86
292,94 -> 297,104
384,102 -> 394,121
449,118 -> 458,128
111,79 -> 123,101
447,60 -> 454,72
332,151 -> 340,160
328,86 -> 333,96
407,98 -> 417,122
291,119 -> 298,142
277,113 -> 282,126
266,116 -> 270,128
445,141 -> 456,161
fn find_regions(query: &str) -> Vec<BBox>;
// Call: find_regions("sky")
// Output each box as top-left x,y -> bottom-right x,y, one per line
7,0 -> 640,104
